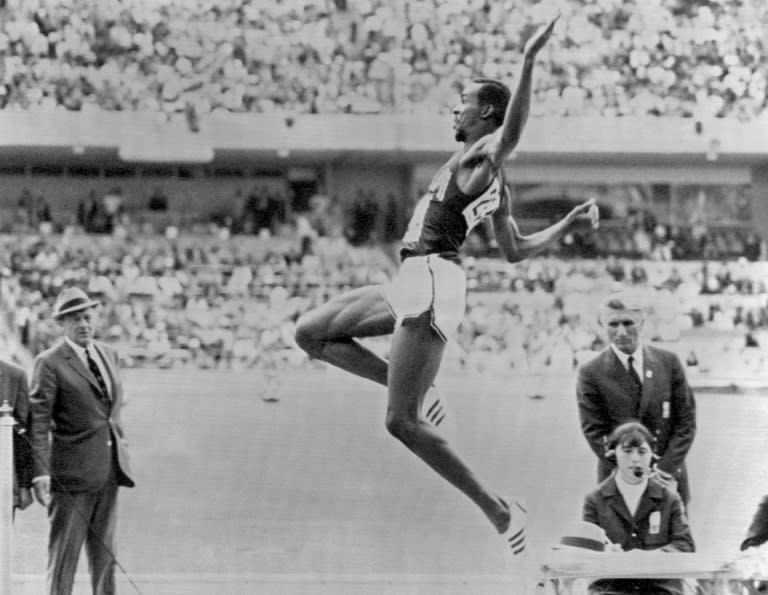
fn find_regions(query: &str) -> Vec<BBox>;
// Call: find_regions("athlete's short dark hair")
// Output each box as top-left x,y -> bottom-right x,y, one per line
473,78 -> 511,127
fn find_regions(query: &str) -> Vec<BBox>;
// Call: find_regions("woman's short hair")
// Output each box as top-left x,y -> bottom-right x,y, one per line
605,421 -> 656,460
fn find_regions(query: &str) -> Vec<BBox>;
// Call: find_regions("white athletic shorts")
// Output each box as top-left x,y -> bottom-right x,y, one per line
382,254 -> 466,342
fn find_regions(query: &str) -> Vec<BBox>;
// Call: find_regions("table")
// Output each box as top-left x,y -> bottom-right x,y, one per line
538,551 -> 766,595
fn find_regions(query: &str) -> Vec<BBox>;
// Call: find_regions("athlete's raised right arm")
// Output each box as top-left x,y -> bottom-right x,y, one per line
482,14 -> 559,170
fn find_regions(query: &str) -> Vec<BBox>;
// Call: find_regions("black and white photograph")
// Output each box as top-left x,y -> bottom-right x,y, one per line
0,0 -> 767,593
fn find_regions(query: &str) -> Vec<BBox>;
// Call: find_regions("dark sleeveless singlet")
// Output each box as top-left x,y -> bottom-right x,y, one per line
400,161 -> 504,263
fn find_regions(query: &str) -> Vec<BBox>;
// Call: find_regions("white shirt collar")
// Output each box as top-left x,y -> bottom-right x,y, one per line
65,337 -> 110,397
615,471 -> 648,492
611,343 -> 643,376
65,336 -> 94,360
615,472 -> 648,515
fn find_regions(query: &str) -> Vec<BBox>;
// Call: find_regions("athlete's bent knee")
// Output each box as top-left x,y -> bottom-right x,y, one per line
385,410 -> 419,445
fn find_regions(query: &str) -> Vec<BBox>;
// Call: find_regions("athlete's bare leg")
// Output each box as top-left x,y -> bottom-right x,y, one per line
385,312 -> 511,533
294,285 -> 394,386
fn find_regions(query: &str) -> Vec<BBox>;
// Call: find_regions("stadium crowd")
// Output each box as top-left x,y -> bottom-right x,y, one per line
0,231 -> 390,371
0,0 -> 766,119
0,226 -> 765,386
490,220 -> 762,262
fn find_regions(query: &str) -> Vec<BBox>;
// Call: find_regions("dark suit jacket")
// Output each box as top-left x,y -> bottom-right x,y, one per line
577,345 -> 696,503
742,495 -> 768,550
0,359 -> 34,507
584,476 -> 695,595
29,340 -> 134,493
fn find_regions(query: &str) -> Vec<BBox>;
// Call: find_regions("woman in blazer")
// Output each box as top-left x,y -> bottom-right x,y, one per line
583,421 -> 694,595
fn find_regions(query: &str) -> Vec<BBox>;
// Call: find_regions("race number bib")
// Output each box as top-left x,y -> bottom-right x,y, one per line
461,181 -> 501,232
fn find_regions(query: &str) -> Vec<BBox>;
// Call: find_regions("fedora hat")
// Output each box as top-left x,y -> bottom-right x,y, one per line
552,521 -> 610,552
52,287 -> 99,319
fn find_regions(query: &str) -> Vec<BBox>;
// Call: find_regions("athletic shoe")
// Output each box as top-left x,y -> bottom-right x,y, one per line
502,499 -> 527,557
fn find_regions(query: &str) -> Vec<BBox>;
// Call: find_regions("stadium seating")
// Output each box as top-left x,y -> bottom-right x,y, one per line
0,229 -> 764,379
0,0 -> 765,118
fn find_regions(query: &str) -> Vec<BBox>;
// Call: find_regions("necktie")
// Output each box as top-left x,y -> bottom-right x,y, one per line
85,347 -> 110,403
627,355 -> 642,390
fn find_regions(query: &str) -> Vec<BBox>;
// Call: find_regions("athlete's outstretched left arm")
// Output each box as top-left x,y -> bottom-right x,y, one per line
484,14 -> 559,169
491,186 -> 598,263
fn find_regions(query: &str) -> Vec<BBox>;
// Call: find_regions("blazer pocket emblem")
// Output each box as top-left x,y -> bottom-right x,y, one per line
649,511 -> 661,534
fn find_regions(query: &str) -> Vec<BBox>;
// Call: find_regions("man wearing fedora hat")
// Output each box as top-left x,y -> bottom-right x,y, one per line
29,286 -> 134,595
552,521 -> 614,553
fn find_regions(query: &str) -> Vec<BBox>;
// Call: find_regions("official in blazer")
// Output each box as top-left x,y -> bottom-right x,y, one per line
29,287 -> 134,595
583,422 -> 694,595
742,494 -> 768,551
740,494 -> 768,592
577,294 -> 696,505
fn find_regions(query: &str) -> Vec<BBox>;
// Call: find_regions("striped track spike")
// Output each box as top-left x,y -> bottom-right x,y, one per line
421,386 -> 447,428
502,498 -> 528,558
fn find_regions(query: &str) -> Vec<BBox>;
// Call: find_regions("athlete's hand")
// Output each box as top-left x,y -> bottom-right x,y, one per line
523,13 -> 560,58
566,198 -> 599,231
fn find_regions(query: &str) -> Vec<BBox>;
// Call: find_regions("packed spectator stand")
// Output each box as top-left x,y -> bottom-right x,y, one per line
0,0 -> 766,120
0,220 -> 764,395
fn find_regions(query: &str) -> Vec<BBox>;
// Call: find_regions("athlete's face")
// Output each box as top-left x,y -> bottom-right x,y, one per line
452,83 -> 484,142
602,309 -> 643,355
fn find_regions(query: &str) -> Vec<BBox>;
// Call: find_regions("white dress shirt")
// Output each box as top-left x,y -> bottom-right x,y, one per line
65,337 -> 111,399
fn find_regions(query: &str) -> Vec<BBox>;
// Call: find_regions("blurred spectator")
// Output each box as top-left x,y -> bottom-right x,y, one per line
295,212 -> 316,259
241,186 -> 286,235
345,188 -> 379,246
744,232 -> 763,261
37,198 -> 52,224
147,187 -> 169,212
102,187 -> 124,234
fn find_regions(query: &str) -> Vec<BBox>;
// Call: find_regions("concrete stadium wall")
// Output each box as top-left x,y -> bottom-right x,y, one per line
1,112 -> 766,159
413,161 -> 754,188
